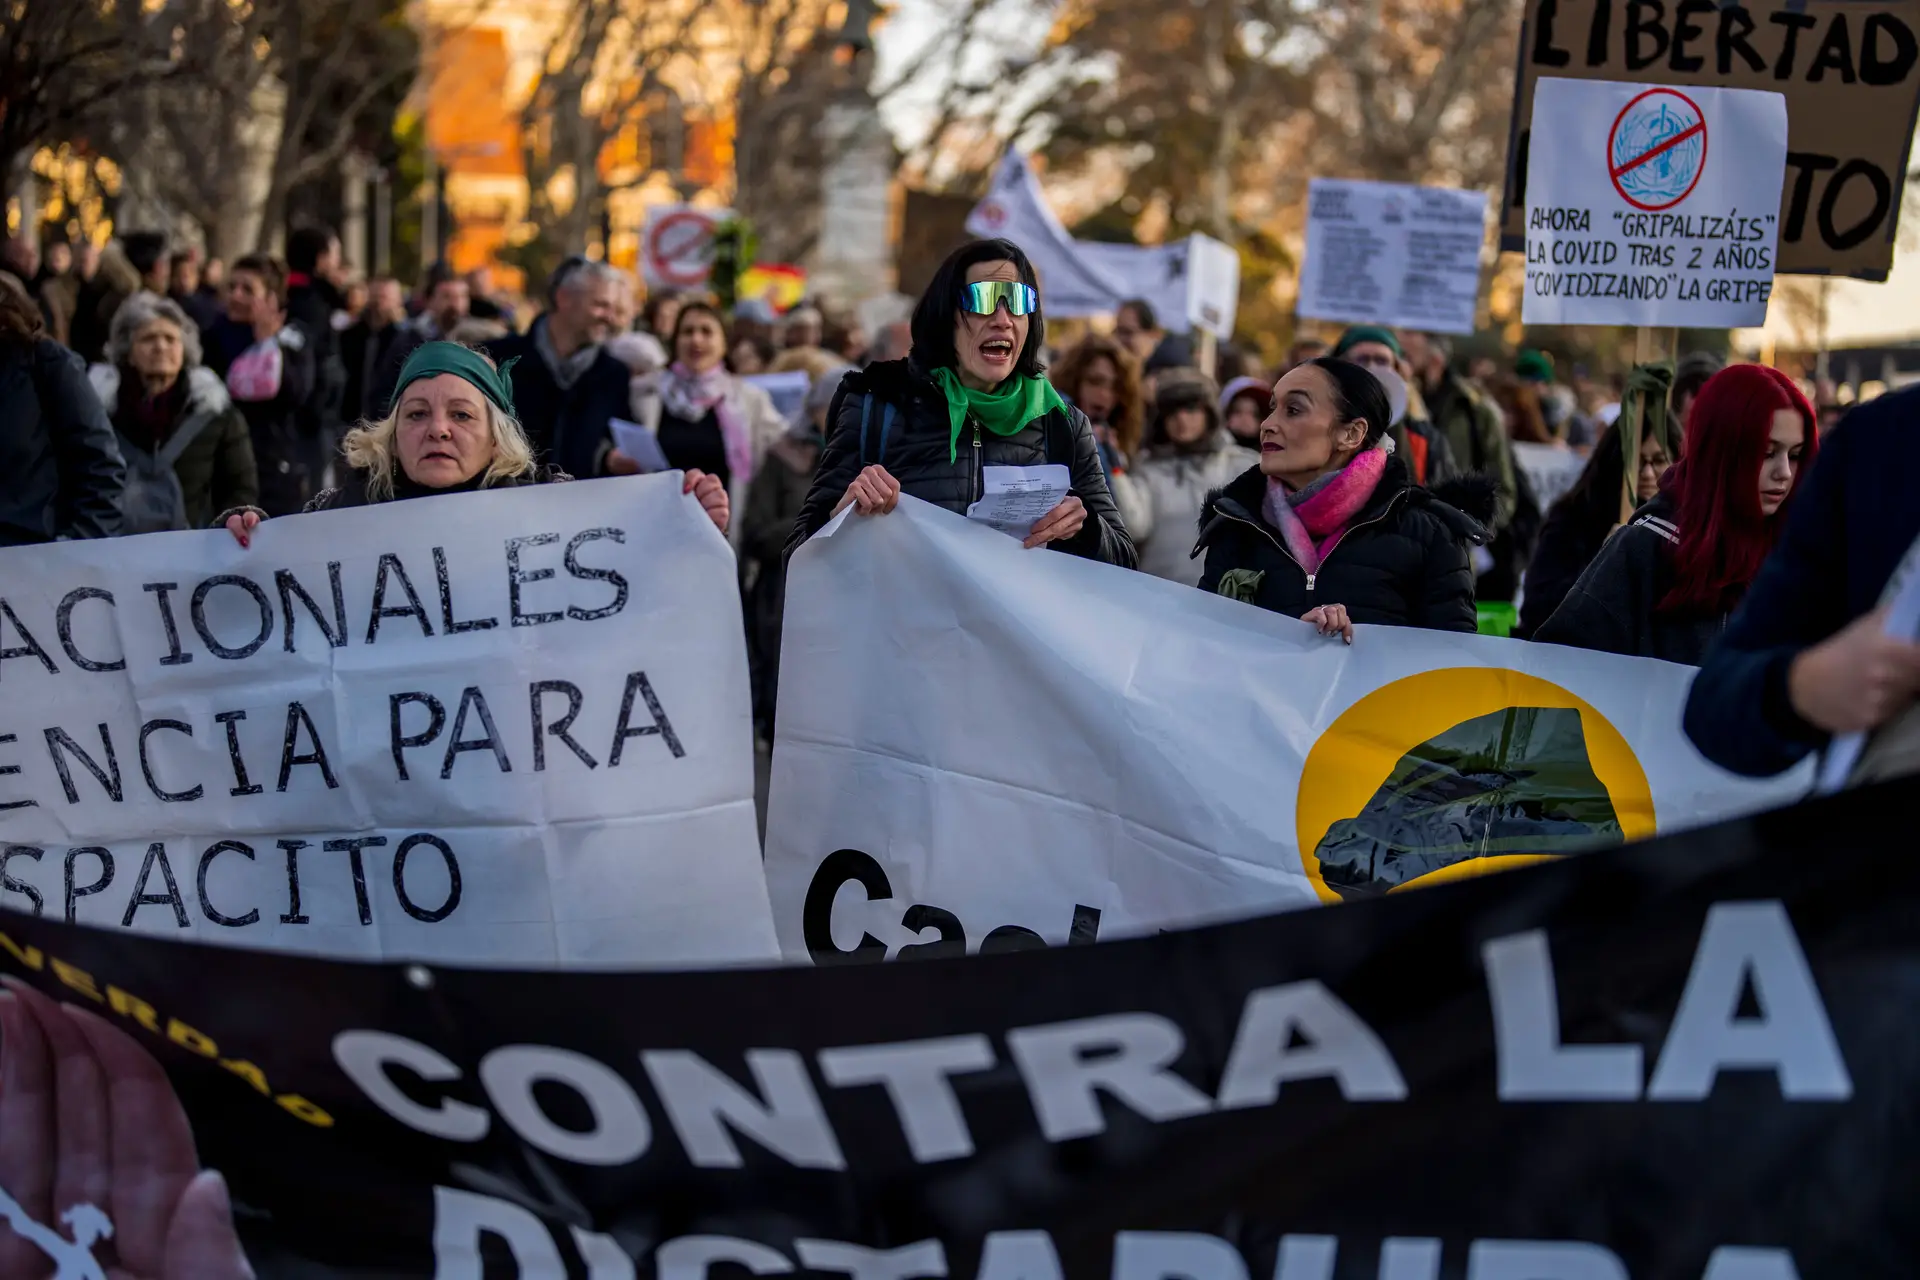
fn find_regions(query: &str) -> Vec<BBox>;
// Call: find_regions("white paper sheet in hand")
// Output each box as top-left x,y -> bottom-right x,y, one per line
1816,531 -> 1920,792
609,417 -> 672,474
966,464 -> 1069,539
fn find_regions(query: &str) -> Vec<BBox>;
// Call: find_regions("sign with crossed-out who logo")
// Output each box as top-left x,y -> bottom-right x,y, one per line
1608,87 -> 1707,211
1523,76 -> 1787,328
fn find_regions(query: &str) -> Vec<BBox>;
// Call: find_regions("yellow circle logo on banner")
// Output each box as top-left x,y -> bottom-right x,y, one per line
1294,668 -> 1655,905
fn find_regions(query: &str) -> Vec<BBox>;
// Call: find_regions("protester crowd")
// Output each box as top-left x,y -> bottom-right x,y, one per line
3,225 -> 1916,777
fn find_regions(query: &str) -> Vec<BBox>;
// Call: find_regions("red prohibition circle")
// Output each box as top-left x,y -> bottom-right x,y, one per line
647,210 -> 719,287
1606,87 -> 1709,212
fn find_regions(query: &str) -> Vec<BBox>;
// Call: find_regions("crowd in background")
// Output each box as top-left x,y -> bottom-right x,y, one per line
2,224 -> 1914,781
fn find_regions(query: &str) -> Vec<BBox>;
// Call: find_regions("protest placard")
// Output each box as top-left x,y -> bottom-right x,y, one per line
1523,78 -> 1789,327
1296,177 -> 1490,335
643,205 -> 733,290
0,476 -> 779,966
763,500 -> 1801,962
1,778 -> 1910,1277
1500,0 -> 1920,280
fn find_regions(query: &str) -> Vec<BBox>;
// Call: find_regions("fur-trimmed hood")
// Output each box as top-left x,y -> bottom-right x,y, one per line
89,363 -> 233,418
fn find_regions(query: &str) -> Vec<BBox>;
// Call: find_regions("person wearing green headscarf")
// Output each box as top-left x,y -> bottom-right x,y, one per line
787,239 -> 1135,566
219,340 -> 729,542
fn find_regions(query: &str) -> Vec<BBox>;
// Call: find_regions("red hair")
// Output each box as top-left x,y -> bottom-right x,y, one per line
1658,364 -> 1817,616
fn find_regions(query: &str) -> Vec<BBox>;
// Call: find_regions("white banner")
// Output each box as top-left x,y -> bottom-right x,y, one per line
1523,78 -> 1788,327
0,477 -> 779,967
1297,177 -> 1489,335
764,500 -> 1805,962
966,151 -> 1238,334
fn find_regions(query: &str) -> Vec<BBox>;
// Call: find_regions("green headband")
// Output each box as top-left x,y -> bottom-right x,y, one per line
393,340 -> 519,418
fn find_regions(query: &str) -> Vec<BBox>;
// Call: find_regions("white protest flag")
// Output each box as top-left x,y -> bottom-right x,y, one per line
966,150 -> 1239,333
763,500 -> 1805,962
967,151 -> 1128,316
0,476 -> 779,967
1523,78 -> 1788,327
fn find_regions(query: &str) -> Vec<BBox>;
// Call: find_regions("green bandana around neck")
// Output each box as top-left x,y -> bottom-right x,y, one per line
393,340 -> 520,419
929,366 -> 1067,463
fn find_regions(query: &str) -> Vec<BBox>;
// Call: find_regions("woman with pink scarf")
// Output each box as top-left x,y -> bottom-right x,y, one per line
626,301 -> 784,541
1194,357 -> 1493,642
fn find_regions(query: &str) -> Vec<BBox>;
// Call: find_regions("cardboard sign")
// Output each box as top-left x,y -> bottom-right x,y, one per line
1297,178 -> 1490,335
1523,78 -> 1789,327
1499,0 -> 1920,280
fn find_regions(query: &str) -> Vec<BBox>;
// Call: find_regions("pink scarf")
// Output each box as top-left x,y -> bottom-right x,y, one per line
1262,446 -> 1389,573
660,362 -> 754,486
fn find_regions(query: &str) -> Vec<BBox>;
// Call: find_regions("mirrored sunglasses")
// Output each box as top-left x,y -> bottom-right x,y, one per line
961,280 -> 1038,317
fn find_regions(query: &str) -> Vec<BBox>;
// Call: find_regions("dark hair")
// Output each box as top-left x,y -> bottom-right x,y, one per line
1144,372 -> 1221,456
122,231 -> 168,278
546,254 -> 589,304
0,276 -> 45,344
1305,357 -> 1391,449
424,260 -> 463,297
1051,333 -> 1143,457
286,226 -> 337,274
730,333 -> 774,371
1672,350 -> 1725,411
909,239 -> 1045,378
672,300 -> 732,353
169,249 -> 196,270
1117,298 -> 1156,331
642,289 -> 682,330
231,253 -> 288,305
1548,422 -> 1651,542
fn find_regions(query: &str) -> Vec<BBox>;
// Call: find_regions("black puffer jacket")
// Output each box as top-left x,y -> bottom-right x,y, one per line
1535,494 -> 1724,666
1194,455 -> 1488,631
787,357 -> 1135,568
0,338 -> 125,547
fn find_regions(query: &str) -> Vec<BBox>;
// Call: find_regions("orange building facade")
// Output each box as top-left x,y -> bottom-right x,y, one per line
419,0 -> 736,290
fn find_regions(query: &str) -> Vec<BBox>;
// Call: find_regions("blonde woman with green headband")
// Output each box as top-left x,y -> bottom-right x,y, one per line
220,340 -> 729,544
787,239 -> 1135,567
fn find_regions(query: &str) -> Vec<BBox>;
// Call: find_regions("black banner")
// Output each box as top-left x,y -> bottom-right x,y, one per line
2,781 -> 1916,1278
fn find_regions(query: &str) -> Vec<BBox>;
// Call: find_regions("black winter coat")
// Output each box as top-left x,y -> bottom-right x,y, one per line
1193,455 -> 1487,632
89,363 -> 258,531
202,319 -> 320,517
286,276 -> 346,434
485,324 -> 631,480
1536,494 -> 1727,666
1516,498 -> 1618,640
787,357 -> 1135,568
0,338 -> 125,547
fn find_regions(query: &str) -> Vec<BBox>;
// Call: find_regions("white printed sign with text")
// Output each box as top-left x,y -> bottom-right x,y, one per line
1524,77 -> 1788,327
1297,178 -> 1489,335
0,477 -> 779,967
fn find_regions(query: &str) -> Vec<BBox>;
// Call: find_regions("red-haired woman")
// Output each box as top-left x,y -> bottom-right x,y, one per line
1536,364 -> 1816,665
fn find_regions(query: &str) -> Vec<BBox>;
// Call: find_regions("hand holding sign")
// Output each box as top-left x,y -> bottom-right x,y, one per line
0,979 -> 251,1280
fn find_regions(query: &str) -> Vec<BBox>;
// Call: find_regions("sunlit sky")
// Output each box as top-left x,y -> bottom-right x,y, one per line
873,4 -> 1920,346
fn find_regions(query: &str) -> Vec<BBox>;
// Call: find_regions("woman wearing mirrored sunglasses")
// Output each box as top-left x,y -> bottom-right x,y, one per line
787,239 -> 1135,567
